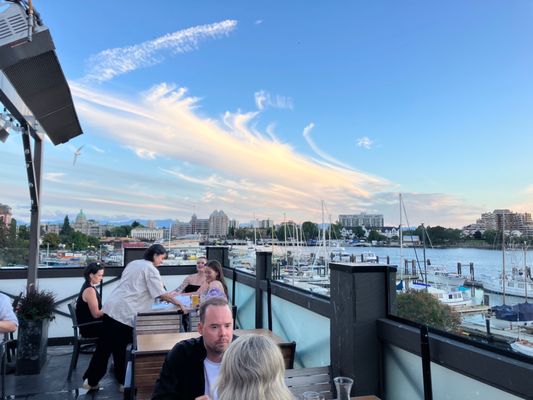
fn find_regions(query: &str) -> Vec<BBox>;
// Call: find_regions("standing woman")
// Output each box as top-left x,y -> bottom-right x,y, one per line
76,262 -> 104,338
82,244 -> 185,390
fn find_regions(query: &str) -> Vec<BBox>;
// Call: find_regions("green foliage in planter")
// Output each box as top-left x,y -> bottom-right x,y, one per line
16,289 -> 56,321
396,289 -> 461,331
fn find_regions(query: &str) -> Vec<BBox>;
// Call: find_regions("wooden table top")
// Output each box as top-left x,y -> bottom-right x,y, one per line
136,328 -> 285,353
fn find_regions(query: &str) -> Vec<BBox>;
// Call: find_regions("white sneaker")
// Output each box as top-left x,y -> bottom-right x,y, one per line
82,378 -> 100,390
118,384 -> 124,393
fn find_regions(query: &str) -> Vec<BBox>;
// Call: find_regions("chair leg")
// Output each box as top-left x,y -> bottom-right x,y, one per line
67,344 -> 80,381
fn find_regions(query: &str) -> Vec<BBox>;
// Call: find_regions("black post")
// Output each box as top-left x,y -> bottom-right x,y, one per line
255,251 -> 272,329
206,246 -> 229,268
470,262 -> 475,281
457,262 -> 462,275
420,325 -> 433,400
330,262 -> 396,397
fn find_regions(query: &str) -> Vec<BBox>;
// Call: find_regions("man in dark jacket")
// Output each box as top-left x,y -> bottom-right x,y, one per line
152,296 -> 234,400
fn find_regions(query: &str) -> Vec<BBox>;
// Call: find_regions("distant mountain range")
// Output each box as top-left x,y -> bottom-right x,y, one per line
41,218 -> 175,228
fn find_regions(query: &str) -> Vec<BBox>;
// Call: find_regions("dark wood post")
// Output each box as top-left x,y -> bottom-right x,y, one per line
255,251 -> 272,329
206,246 -> 229,268
330,263 -> 396,397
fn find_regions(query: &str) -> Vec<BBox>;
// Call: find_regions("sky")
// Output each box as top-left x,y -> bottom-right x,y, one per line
1,0 -> 533,228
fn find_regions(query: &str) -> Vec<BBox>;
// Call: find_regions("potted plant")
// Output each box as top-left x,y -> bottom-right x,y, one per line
15,288 -> 56,375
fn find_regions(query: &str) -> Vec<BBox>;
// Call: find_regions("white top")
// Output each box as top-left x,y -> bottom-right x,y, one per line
203,358 -> 221,400
103,259 -> 166,327
0,293 -> 17,326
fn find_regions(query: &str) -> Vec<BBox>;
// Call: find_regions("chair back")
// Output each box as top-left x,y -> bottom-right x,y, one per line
67,300 -> 80,337
278,341 -> 296,369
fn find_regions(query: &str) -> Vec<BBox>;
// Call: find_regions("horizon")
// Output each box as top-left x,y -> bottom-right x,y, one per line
1,1 -> 532,229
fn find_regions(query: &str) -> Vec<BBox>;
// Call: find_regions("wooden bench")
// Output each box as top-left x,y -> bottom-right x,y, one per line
134,314 -> 183,335
129,351 -> 167,400
284,366 -> 333,399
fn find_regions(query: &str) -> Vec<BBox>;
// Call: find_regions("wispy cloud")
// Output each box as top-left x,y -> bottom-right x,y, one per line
357,136 -> 374,149
255,20 -> 263,25
90,145 -> 105,153
68,82 -> 393,222
43,172 -> 66,182
81,20 -> 237,83
254,90 -> 294,110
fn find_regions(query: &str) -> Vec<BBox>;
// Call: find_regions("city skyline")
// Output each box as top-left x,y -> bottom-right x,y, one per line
1,1 -> 533,228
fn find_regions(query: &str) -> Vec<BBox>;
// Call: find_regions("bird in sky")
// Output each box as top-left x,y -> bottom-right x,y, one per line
73,145 -> 83,165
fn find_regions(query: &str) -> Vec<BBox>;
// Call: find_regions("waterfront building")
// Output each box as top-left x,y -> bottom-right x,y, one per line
228,219 -> 239,229
72,209 -> 113,237
130,227 -> 164,241
338,212 -> 384,228
0,203 -> 12,225
190,213 -> 209,235
209,209 -> 229,237
258,218 -> 274,229
41,223 -> 61,235
468,209 -> 533,237
171,220 -> 192,237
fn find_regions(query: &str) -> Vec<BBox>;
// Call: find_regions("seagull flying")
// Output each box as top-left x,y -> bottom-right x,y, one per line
73,145 -> 84,165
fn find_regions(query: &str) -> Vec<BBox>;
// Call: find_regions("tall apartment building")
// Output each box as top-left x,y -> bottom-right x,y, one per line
0,203 -> 12,226
258,219 -> 274,229
470,209 -> 533,236
338,213 -> 384,228
209,210 -> 229,237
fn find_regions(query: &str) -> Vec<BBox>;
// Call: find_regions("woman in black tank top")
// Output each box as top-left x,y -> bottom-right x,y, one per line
76,262 -> 104,338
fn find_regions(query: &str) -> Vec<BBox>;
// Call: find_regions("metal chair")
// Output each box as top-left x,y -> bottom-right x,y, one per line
67,300 -> 102,381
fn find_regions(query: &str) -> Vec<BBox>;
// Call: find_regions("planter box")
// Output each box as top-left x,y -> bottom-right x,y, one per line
16,318 -> 50,375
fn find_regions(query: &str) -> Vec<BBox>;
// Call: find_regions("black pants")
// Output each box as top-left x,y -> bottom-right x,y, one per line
83,314 -> 132,386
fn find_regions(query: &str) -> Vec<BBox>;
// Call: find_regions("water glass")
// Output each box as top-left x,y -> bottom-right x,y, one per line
333,376 -> 353,400
302,391 -> 323,400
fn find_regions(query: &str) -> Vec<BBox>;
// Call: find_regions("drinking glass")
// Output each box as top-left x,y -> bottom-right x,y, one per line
333,376 -> 353,400
191,294 -> 199,307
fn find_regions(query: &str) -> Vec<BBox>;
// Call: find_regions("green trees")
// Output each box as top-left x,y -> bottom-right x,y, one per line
0,219 -> 30,265
396,290 -> 461,331
302,221 -> 319,240
367,229 -> 386,242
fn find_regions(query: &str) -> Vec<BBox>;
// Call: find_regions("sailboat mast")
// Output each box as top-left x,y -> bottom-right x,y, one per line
502,212 -> 506,305
399,193 -> 403,277
524,242 -> 528,303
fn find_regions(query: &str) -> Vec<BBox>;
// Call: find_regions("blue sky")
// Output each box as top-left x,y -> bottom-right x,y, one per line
1,0 -> 532,228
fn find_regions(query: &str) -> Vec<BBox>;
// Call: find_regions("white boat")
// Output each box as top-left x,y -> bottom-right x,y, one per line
420,265 -> 466,287
410,282 -> 471,308
483,268 -> 533,299
510,340 -> 533,357
361,251 -> 378,263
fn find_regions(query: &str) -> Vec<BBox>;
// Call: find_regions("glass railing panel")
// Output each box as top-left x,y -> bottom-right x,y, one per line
270,294 -> 330,368
383,344 -> 524,400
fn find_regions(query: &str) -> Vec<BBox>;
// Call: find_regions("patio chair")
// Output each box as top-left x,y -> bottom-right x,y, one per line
278,341 -> 296,369
67,300 -> 102,381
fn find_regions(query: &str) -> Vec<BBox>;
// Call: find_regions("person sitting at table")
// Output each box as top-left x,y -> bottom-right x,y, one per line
200,260 -> 229,302
152,296 -> 235,400
172,257 -> 207,295
217,334 -> 293,400
83,244 -> 186,391
0,292 -> 18,334
76,262 -> 104,338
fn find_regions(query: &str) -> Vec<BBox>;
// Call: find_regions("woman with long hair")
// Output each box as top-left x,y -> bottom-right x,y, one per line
201,260 -> 229,301
76,262 -> 104,338
217,334 -> 293,400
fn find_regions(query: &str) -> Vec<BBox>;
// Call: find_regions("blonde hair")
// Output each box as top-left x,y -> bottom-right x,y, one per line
217,334 -> 293,400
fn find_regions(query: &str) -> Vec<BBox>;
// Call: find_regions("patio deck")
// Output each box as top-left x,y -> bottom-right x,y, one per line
3,346 -> 122,400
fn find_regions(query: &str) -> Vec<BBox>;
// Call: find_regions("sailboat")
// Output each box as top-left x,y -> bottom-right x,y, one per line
490,229 -> 533,329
